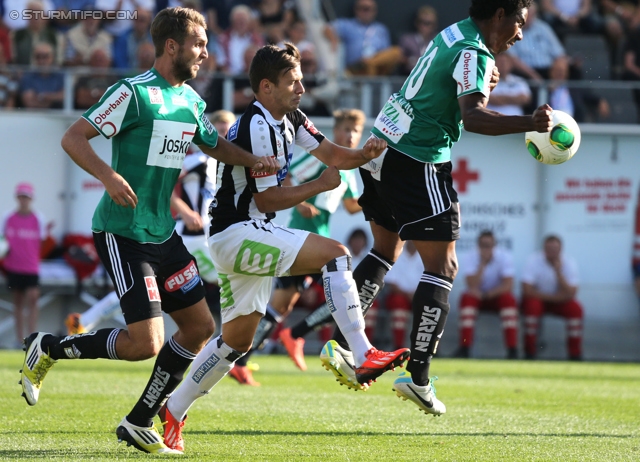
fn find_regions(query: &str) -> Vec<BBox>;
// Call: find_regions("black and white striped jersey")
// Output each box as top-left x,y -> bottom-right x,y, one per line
209,100 -> 325,235
175,153 -> 217,237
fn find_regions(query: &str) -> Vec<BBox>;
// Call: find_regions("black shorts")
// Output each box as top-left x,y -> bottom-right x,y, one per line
93,231 -> 206,324
274,274 -> 318,293
358,147 -> 460,241
6,271 -> 39,291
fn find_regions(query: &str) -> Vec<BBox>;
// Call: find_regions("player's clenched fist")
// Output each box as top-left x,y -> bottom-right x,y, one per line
360,137 -> 388,161
532,104 -> 553,133
318,165 -> 342,191
252,155 -> 280,174
489,65 -> 500,92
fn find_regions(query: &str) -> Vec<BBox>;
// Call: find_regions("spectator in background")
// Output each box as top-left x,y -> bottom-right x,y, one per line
125,8 -> 153,69
74,49 -> 119,109
277,18 -> 314,54
135,41 -> 156,71
548,55 -> 610,122
217,4 -> 265,75
11,0 -> 64,65
63,13 -> 112,66
0,41 -> 18,107
601,0 -> 640,33
622,27 -> 640,123
383,241 -> 423,351
398,6 -> 438,75
201,0 -> 252,36
19,42 -> 64,108
206,42 -> 260,112
347,228 -> 369,268
297,47 -> 332,116
521,235 -> 583,361
539,0 -> 604,41
255,0 -> 296,44
507,1 -> 566,80
0,18 -> 13,63
327,0 -> 402,76
454,230 -> 519,359
96,0 -> 155,69
3,0 -> 53,31
487,53 -> 531,115
1,183 -> 49,348
50,0 -> 96,32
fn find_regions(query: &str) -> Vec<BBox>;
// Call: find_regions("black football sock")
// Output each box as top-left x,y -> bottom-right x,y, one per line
127,337 -> 196,428
44,328 -> 122,360
333,249 -> 394,349
406,272 -> 452,387
289,302 -> 331,339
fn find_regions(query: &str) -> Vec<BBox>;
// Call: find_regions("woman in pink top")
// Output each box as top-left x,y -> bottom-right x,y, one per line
1,183 -> 47,347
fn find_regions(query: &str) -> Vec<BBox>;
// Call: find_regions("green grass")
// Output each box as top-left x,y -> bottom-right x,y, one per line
2,352 -> 639,461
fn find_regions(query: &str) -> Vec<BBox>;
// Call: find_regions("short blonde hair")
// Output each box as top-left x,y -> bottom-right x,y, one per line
333,108 -> 366,128
151,7 -> 207,57
209,109 -> 236,125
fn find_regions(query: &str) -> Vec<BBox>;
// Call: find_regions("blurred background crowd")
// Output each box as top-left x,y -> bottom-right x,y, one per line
1,0 -> 640,122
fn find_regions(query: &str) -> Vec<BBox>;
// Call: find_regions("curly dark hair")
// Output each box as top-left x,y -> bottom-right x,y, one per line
469,0 -> 533,20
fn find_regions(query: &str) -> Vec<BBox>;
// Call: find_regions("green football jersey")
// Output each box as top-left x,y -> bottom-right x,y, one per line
287,152 -> 358,237
83,68 -> 219,243
371,17 -> 495,163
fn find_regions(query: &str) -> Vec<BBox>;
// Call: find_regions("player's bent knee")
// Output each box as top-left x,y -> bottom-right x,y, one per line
322,254 -> 352,273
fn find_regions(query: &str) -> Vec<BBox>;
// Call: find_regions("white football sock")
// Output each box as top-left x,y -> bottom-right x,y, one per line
167,336 -> 243,421
322,256 -> 372,366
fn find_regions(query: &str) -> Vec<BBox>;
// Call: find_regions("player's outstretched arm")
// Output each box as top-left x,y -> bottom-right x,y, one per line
199,137 -> 279,173
459,93 -> 553,136
310,137 -> 387,170
61,118 -> 138,208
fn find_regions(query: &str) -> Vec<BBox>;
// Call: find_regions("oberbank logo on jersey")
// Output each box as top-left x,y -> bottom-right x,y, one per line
89,83 -> 131,138
147,120 -> 197,169
454,49 -> 479,96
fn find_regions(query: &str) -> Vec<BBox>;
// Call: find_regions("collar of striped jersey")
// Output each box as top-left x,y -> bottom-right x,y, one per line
253,100 -> 286,127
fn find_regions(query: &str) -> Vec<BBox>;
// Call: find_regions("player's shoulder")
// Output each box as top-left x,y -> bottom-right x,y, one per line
123,70 -> 160,89
439,18 -> 491,55
182,83 -> 205,103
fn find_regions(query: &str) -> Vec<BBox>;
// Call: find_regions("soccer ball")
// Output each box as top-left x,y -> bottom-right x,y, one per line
525,110 -> 581,165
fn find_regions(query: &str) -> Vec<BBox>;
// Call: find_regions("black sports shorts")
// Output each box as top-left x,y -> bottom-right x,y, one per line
358,147 -> 460,241
93,231 -> 206,324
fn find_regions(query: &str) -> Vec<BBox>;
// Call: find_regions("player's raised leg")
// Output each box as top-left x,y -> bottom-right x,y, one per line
291,233 -> 410,389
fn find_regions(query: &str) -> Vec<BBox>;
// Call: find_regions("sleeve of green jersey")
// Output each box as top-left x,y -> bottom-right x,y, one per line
193,100 -> 219,148
452,47 -> 495,99
82,80 -> 139,138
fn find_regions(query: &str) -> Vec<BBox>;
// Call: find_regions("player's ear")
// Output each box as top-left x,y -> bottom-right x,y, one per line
495,7 -> 505,22
260,78 -> 272,94
166,38 -> 178,56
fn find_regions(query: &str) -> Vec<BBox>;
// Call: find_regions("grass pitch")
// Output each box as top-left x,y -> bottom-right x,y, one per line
1,351 -> 639,461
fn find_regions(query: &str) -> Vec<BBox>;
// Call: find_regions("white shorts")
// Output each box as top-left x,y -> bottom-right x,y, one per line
181,234 -> 218,284
208,219 -> 309,323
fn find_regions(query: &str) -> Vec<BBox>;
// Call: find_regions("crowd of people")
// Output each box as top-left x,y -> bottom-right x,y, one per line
0,0 -> 640,120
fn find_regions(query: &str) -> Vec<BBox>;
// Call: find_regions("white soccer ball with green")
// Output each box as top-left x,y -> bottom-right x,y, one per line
525,110 -> 581,165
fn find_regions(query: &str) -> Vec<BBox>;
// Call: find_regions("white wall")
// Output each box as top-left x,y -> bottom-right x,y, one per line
1,111 -> 640,324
